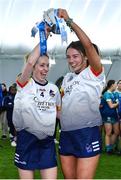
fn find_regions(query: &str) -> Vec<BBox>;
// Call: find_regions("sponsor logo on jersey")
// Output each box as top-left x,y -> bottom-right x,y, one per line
33,97 -> 55,111
39,88 -> 46,92
67,75 -> 74,82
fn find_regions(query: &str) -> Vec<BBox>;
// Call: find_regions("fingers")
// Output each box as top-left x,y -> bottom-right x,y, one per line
58,9 -> 69,20
58,8 -> 63,18
45,24 -> 51,38
58,8 -> 65,18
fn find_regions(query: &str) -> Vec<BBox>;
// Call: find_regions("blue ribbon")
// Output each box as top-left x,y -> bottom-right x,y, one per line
53,9 -> 67,44
31,8 -> 67,55
53,9 -> 60,34
37,21 -> 47,56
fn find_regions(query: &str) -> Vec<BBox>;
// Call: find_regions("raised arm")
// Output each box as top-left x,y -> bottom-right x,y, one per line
17,25 -> 51,85
17,43 -> 40,85
58,9 -> 102,73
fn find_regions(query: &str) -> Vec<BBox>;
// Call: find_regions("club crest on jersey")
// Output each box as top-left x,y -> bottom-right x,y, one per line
67,75 -> 74,82
49,90 -> 55,97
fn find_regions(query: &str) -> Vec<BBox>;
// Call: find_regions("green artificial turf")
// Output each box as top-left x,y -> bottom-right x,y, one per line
0,134 -> 121,179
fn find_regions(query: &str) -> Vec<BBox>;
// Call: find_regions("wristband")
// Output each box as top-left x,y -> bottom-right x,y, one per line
66,18 -> 73,30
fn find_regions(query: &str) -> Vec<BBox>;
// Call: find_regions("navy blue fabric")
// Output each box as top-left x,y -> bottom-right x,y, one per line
15,130 -> 57,170
0,84 -> 3,107
115,92 -> 121,117
59,126 -> 102,158
100,92 -> 118,119
3,93 -> 15,135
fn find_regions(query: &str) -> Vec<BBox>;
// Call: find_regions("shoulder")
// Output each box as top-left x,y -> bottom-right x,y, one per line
113,92 -> 119,98
80,66 -> 105,83
63,72 -> 75,82
16,78 -> 33,93
16,78 -> 32,89
48,82 -> 59,91
85,66 -> 105,77
104,91 -> 112,99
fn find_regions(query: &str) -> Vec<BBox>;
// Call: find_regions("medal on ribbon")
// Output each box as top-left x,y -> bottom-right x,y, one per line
31,8 -> 68,55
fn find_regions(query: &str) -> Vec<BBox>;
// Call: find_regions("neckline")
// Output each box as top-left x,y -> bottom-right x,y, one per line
32,78 -> 48,86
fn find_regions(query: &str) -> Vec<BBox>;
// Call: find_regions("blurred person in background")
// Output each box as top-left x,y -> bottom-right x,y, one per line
100,80 -> 119,154
3,85 -> 17,147
0,84 -> 3,112
0,83 -> 8,139
115,80 -> 121,154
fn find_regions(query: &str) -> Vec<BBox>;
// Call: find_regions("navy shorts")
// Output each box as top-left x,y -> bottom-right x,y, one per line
103,117 -> 119,124
14,130 -> 57,170
59,126 -> 102,158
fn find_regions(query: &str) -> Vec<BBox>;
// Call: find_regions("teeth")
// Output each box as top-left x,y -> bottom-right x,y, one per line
71,64 -> 76,67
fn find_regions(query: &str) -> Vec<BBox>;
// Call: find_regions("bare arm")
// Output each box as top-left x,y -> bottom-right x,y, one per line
107,101 -> 119,109
17,43 -> 40,85
17,24 -> 51,85
58,9 -> 102,73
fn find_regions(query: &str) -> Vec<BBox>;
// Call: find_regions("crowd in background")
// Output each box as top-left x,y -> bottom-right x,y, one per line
100,79 -> 121,155
0,82 -> 17,147
0,79 -> 121,154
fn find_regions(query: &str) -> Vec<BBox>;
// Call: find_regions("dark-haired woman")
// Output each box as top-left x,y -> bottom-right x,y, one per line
100,80 -> 119,154
57,9 -> 106,179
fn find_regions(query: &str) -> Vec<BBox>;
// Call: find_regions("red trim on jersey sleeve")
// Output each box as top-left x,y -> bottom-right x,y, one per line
16,79 -> 29,88
60,88 -> 64,97
90,66 -> 103,76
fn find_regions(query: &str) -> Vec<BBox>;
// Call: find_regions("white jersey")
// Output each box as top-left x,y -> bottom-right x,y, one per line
60,66 -> 105,131
13,78 -> 61,140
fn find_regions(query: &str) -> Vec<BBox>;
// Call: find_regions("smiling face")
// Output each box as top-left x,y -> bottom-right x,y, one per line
66,47 -> 87,73
33,55 -> 49,83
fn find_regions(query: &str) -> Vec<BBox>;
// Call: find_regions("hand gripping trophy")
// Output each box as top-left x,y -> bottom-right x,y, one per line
31,8 -> 68,55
